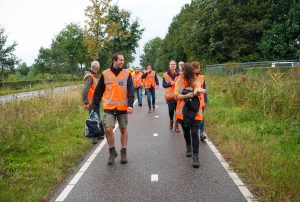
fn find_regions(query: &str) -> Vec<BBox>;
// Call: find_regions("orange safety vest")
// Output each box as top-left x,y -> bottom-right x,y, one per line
83,72 -> 98,105
175,78 -> 204,121
163,72 -> 178,100
144,71 -> 156,89
196,74 -> 206,107
132,72 -> 143,88
102,68 -> 130,111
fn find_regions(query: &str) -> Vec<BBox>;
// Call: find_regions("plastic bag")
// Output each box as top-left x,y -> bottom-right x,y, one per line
85,112 -> 105,138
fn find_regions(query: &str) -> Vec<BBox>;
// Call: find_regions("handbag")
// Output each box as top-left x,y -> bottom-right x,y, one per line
85,112 -> 105,138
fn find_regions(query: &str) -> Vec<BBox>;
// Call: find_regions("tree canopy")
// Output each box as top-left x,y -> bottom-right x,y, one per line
141,0 -> 300,71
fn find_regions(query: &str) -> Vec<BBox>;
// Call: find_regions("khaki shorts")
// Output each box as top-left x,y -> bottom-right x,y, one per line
103,113 -> 128,129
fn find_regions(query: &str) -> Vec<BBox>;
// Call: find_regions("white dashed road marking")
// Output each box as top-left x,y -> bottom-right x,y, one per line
151,174 -> 158,182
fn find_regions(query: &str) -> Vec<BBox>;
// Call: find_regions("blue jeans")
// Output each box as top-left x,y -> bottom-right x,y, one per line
135,87 -> 143,105
146,88 -> 155,109
200,107 -> 205,133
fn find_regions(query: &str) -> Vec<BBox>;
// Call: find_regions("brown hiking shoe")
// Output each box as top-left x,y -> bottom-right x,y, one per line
120,148 -> 128,164
175,120 -> 180,132
169,120 -> 174,130
108,147 -> 118,165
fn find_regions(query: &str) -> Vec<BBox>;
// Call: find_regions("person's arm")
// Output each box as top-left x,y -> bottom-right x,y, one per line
141,72 -> 148,79
82,76 -> 93,105
203,81 -> 208,104
162,76 -> 171,88
91,74 -> 105,110
127,74 -> 134,108
155,73 -> 159,86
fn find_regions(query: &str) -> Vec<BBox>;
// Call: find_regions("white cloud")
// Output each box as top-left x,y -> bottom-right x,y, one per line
0,0 -> 190,66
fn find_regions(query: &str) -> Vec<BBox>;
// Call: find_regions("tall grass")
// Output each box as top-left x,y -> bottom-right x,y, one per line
205,67 -> 300,201
0,89 -> 92,201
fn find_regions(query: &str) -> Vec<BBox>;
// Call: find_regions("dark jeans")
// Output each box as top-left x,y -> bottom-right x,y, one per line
135,87 -> 143,105
180,120 -> 200,154
146,88 -> 155,109
167,100 -> 177,121
200,107 -> 205,133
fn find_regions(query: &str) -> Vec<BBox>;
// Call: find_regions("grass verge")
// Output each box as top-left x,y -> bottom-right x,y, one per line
205,71 -> 300,201
0,89 -> 95,201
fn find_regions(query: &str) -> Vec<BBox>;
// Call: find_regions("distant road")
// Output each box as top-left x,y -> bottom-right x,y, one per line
0,85 -> 79,104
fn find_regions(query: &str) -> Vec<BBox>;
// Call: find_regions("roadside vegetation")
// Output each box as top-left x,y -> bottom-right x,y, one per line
0,80 -> 81,96
0,89 -> 95,201
205,67 -> 300,201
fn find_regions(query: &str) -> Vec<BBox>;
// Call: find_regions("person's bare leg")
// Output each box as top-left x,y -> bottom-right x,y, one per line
120,128 -> 128,148
105,127 -> 115,148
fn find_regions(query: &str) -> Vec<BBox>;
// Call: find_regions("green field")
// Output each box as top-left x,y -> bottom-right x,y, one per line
205,67 -> 300,201
0,89 -> 95,201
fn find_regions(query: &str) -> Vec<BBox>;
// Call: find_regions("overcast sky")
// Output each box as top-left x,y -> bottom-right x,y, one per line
0,0 -> 191,67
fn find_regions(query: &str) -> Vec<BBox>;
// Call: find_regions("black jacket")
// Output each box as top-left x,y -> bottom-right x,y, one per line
92,64 -> 134,114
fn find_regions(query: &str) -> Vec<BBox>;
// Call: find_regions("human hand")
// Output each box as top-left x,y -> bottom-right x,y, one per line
186,92 -> 194,98
84,104 -> 90,110
171,81 -> 175,85
155,86 -> 159,90
127,107 -> 133,114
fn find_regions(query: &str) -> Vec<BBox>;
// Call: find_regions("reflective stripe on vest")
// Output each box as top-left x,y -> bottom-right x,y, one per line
83,73 -> 98,105
102,69 -> 129,110
145,71 -> 156,89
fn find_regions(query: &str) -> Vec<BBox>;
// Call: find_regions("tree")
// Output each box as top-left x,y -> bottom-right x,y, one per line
102,5 -> 144,67
17,62 -> 30,76
140,37 -> 164,71
33,47 -> 52,80
84,0 -> 112,60
51,23 -> 87,76
0,26 -> 18,85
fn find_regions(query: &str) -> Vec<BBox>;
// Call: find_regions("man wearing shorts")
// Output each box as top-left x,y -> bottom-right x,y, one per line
92,53 -> 134,165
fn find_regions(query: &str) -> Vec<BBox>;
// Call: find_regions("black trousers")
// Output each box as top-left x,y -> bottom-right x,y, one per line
180,120 -> 200,154
167,100 -> 177,121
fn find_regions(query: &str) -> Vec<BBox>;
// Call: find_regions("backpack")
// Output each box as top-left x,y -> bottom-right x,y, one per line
182,87 -> 200,126
85,112 -> 105,138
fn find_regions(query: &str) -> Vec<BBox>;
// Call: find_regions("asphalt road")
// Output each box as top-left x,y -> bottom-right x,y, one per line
0,85 -> 78,104
51,81 -> 248,202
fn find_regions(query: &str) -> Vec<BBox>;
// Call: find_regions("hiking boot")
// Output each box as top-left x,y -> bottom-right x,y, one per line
200,132 -> 207,141
152,107 -> 155,111
148,108 -> 151,113
107,147 -> 118,165
175,120 -> 180,132
192,154 -> 200,168
120,148 -> 128,164
186,146 -> 192,157
169,120 -> 174,130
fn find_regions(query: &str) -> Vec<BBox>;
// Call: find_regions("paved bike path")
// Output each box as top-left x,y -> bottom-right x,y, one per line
52,81 -> 248,202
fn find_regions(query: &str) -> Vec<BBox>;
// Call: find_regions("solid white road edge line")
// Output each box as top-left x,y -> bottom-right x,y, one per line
55,100 -> 138,201
205,138 -> 254,202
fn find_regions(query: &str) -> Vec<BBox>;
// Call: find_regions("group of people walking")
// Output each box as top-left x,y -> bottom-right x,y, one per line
82,53 -> 207,168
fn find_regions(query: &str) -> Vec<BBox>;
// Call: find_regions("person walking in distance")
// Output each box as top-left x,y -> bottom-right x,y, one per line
163,60 -> 180,132
174,63 -> 206,168
82,60 -> 102,144
142,65 -> 159,113
132,67 -> 143,107
92,53 -> 134,165
192,61 -> 207,141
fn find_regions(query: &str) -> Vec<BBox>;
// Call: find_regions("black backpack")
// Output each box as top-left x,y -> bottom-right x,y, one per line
85,112 -> 105,138
182,87 -> 200,126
